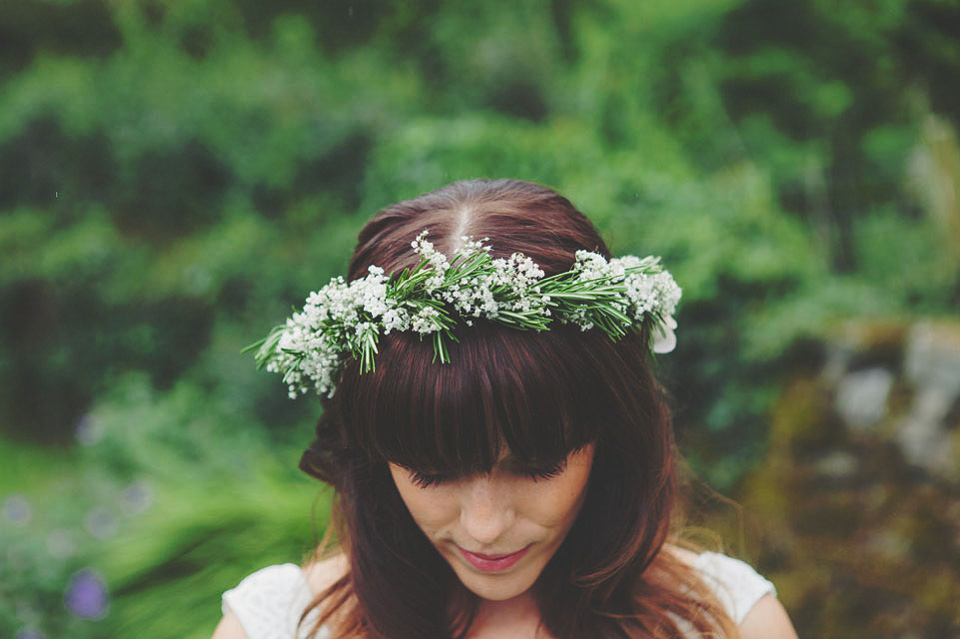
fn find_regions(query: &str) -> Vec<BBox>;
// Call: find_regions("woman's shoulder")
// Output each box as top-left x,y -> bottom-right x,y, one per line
217,560 -> 334,639
668,546 -> 797,638
689,551 -> 778,625
302,553 -> 349,594
667,546 -> 775,623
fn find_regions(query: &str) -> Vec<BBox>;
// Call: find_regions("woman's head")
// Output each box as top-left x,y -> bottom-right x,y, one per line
300,179 -> 677,637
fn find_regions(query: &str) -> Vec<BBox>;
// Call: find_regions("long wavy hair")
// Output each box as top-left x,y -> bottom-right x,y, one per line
297,179 -> 736,638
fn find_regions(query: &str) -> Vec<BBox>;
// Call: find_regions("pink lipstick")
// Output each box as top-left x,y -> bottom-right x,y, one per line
457,544 -> 533,573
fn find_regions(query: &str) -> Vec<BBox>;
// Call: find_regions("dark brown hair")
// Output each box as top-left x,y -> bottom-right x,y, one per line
298,180 -> 734,638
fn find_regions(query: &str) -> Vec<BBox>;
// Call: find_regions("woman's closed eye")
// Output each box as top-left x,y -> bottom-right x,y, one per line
406,460 -> 568,489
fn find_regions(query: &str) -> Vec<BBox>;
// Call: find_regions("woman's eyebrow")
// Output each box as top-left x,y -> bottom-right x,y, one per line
495,453 -> 561,470
496,456 -> 522,470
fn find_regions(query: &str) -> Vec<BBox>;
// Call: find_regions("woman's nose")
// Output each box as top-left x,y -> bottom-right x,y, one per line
459,475 -> 516,545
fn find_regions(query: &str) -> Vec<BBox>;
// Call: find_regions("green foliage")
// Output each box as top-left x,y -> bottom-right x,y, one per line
1,371 -> 324,638
3,0 -> 959,636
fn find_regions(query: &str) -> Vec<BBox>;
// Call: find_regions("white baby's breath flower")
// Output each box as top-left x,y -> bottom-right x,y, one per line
411,306 -> 442,333
381,308 -> 409,334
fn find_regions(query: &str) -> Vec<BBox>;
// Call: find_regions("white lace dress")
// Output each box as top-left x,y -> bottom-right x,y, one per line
222,552 -> 776,639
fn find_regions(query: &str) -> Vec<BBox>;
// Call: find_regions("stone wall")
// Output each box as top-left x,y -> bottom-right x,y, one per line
731,320 -> 960,638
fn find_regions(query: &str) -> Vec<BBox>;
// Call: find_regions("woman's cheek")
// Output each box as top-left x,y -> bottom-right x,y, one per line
389,465 -> 458,533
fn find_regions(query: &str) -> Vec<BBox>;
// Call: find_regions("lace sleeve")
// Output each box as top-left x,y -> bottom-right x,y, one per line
221,564 -> 327,639
693,552 -> 778,625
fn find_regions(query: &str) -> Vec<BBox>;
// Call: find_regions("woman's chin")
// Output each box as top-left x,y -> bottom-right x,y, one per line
456,570 -> 536,602
443,550 -> 544,602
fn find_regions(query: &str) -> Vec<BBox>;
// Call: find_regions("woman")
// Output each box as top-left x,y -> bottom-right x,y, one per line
212,179 -> 798,638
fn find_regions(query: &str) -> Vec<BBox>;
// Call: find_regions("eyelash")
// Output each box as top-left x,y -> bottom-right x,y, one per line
407,461 -> 568,489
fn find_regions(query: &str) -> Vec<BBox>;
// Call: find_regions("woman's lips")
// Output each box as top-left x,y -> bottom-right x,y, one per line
456,544 -> 533,573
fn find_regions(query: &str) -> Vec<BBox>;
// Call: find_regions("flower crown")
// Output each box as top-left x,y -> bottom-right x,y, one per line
251,232 -> 681,399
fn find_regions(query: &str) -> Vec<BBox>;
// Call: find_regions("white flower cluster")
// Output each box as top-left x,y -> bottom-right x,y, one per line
266,265 -> 402,398
411,233 -> 451,293
565,251 -> 681,352
256,232 -> 682,399
422,235 -> 548,323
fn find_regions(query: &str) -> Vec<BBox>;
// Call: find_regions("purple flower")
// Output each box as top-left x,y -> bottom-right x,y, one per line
122,480 -> 154,514
64,568 -> 109,620
15,630 -> 45,639
3,494 -> 32,524
74,415 -> 104,446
